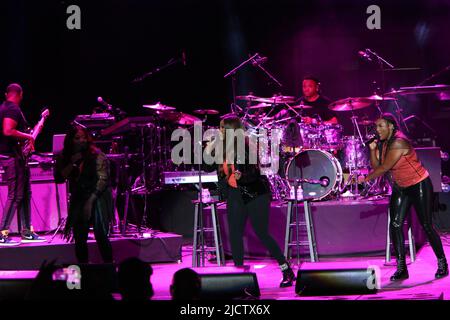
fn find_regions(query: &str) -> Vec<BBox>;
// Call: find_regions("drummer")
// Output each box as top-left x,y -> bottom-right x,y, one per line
274,76 -> 339,124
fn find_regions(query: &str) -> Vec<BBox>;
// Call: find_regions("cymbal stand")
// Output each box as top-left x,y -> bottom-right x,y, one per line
391,95 -> 410,134
119,147 -> 140,236
345,103 -> 367,197
136,125 -> 153,236
284,103 -> 302,118
225,53 -> 261,115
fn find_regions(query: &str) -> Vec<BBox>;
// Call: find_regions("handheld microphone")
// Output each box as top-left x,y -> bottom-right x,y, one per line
364,134 -> 379,146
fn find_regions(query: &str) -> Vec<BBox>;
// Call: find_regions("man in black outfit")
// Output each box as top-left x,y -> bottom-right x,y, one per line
0,83 -> 46,245
298,76 -> 338,123
274,76 -> 339,124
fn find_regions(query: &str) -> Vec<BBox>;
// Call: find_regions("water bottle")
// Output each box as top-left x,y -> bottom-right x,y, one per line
201,188 -> 211,203
297,185 -> 303,200
290,185 -> 303,200
290,186 -> 295,200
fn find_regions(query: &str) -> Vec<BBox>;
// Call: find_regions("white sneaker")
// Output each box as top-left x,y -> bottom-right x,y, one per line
21,232 -> 47,243
0,235 -> 21,246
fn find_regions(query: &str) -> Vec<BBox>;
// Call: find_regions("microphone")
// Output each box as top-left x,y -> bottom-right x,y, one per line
358,50 -> 372,62
252,55 -> 268,66
292,177 -> 330,187
364,134 -> 378,146
97,96 -> 112,111
319,177 -> 330,187
182,51 -> 186,66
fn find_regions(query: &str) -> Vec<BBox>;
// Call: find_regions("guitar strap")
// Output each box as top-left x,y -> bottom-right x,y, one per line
19,108 -> 30,130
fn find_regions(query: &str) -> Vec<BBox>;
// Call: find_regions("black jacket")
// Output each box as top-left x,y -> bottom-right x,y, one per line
212,161 -> 271,204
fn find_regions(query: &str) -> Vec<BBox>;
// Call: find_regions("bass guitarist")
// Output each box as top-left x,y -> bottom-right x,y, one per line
0,83 -> 46,245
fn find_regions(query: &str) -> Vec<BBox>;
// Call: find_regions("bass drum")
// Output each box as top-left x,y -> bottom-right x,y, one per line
285,149 -> 343,200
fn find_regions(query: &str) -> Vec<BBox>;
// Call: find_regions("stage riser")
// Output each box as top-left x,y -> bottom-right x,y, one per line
213,199 -> 427,257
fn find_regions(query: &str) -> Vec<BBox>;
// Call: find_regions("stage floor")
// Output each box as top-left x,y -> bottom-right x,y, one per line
151,236 -> 450,300
1,236 -> 449,300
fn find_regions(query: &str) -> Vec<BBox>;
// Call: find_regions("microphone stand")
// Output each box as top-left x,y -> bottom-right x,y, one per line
252,60 -> 283,88
364,49 -> 394,113
224,53 -> 284,114
224,53 -> 260,114
417,63 -> 450,86
132,55 -> 184,83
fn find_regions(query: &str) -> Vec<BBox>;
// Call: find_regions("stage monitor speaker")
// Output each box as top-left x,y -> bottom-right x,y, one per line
77,263 -> 118,293
416,147 -> 442,192
295,268 -> 379,296
199,272 -> 260,299
435,192 -> 450,232
0,279 -> 34,300
0,181 -> 68,233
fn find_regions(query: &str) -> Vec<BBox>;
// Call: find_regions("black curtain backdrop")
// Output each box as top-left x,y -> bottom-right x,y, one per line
1,0 -> 450,173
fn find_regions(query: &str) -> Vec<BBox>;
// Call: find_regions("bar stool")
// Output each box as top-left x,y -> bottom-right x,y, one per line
284,198 -> 319,264
385,208 -> 416,263
192,199 -> 225,267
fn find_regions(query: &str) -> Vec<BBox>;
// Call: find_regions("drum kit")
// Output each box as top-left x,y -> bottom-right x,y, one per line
229,84 -> 450,201
137,84 -> 450,201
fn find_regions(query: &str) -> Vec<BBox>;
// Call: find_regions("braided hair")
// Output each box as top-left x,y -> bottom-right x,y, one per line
379,113 -> 411,164
380,113 -> 399,150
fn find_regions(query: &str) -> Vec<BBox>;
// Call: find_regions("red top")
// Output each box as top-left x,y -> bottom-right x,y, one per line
223,162 -> 238,188
382,142 -> 429,188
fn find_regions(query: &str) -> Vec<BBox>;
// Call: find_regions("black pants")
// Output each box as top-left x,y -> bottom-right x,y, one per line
390,177 -> 445,261
73,203 -> 113,263
0,156 -> 32,233
227,188 -> 286,265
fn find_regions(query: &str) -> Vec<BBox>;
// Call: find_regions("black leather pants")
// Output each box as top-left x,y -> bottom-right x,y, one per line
389,177 -> 445,260
227,188 -> 287,266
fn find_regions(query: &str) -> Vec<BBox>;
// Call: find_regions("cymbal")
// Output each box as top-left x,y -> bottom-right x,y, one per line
237,94 -> 296,104
248,102 -> 271,109
366,94 -> 397,101
194,109 -> 220,115
384,84 -> 450,97
291,104 -> 313,109
236,94 -> 261,101
328,97 -> 373,111
159,112 -> 200,125
178,113 -> 201,125
143,102 -> 176,111
256,95 -> 296,104
357,120 -> 375,125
